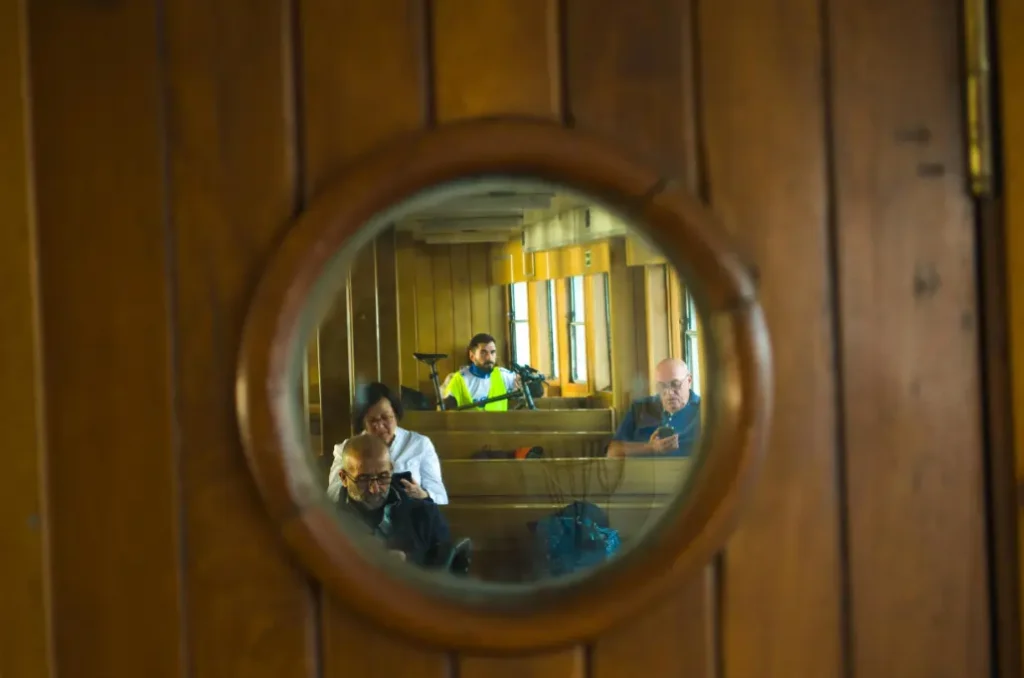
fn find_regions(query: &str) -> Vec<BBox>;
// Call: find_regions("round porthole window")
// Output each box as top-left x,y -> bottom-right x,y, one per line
236,118 -> 772,652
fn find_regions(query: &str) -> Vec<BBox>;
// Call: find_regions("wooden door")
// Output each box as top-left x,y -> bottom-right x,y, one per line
2,0 -> 1000,677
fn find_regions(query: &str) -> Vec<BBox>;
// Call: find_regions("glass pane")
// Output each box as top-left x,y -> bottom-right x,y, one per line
513,322 -> 532,366
547,281 -> 559,378
511,282 -> 529,320
687,334 -> 700,395
571,324 -> 588,382
570,276 -> 586,322
685,291 -> 697,330
295,175 -> 721,597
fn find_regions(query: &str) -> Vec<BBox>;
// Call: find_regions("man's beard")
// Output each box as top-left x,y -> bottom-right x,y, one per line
356,493 -> 386,510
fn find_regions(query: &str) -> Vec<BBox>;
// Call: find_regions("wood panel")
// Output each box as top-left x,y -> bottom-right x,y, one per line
535,397 -> 594,409
997,0 -> 1024,671
469,247 -> 495,342
441,458 -> 691,498
414,242 -> 438,395
645,266 -> 670,388
378,228 -> 401,387
300,1 -> 450,676
351,241 -> 381,388
164,0 -> 319,674
829,0 -> 990,675
0,2 -> 52,675
446,503 -> 669,540
398,242 -> 507,397
432,246 -> 457,380
431,431 -> 612,460
451,244 -> 475,374
29,1 -> 185,675
629,266 -> 651,398
433,0 -> 561,122
397,232 -> 421,389
403,408 -> 614,432
432,0 -> 577,673
565,4 -> 715,675
699,0 -> 843,676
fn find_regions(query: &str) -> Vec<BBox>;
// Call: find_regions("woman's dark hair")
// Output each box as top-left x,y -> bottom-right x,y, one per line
352,382 -> 404,433
466,332 -> 496,364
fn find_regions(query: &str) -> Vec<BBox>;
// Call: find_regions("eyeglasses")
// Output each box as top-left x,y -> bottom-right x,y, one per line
343,470 -> 392,489
656,378 -> 690,392
365,413 -> 396,427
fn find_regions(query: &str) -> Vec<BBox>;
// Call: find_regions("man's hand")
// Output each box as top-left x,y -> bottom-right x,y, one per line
388,549 -> 407,561
401,478 -> 429,500
647,430 -> 679,454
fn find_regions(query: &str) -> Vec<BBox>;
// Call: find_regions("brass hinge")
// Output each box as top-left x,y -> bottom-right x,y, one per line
963,0 -> 995,198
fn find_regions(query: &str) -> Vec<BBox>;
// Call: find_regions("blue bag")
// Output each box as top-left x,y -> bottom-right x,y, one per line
530,501 -> 621,577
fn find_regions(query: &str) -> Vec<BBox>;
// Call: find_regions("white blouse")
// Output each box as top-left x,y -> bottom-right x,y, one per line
326,426 -> 448,505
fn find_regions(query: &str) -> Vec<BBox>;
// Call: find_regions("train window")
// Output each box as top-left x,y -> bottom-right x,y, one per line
683,291 -> 701,396
592,273 -> 612,391
546,280 -> 559,379
235,123 -> 773,651
242,167 -> 770,616
567,275 -> 588,382
509,282 -> 531,366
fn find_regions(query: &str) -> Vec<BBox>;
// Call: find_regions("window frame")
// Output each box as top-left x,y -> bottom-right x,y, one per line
508,281 -> 531,367
566,275 -> 588,383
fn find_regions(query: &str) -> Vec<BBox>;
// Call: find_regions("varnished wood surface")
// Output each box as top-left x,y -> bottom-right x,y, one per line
830,0 -> 990,675
566,1 -> 717,675
0,1 -> 52,676
29,1 -> 187,675
700,0 -> 844,676
441,458 -> 689,499
299,1 -> 451,676
9,0 -> 1010,675
998,0 -> 1024,673
395,240 -> 506,394
402,408 -> 615,433
430,431 -> 612,459
165,0 -> 319,675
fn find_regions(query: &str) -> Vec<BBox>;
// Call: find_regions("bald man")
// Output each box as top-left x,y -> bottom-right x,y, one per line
606,359 -> 701,458
335,433 -> 453,567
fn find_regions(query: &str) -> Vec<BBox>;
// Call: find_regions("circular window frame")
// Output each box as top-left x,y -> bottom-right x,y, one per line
236,117 -> 772,652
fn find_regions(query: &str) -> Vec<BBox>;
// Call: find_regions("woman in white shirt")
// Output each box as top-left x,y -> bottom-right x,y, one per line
326,382 -> 448,505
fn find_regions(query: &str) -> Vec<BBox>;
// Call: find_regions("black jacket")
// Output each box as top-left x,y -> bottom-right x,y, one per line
336,480 -> 453,568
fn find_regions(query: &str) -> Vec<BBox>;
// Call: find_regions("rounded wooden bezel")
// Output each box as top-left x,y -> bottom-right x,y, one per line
236,117 -> 772,652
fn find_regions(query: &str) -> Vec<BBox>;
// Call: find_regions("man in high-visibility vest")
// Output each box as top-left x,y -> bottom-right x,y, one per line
440,333 -> 520,411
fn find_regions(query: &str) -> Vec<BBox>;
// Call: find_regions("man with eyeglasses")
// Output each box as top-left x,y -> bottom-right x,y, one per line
606,358 -> 701,458
335,433 -> 454,567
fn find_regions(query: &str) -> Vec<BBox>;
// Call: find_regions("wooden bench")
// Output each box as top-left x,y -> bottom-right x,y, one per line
534,396 -> 600,409
438,458 -> 691,581
402,408 -> 614,432
403,408 -> 617,459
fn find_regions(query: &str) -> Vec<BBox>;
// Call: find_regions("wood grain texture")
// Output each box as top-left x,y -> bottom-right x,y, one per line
0,1 -> 53,676
432,0 -> 583,672
565,1 -> 716,674
351,241 -> 381,388
460,648 -> 585,678
378,228 -> 402,388
698,0 -> 844,676
828,0 -> 991,675
397,232 -> 421,389
310,0 -> 428,457
164,0 -> 319,675
29,1 -> 185,675
300,1 -> 449,675
997,0 -> 1024,672
433,0 -> 561,121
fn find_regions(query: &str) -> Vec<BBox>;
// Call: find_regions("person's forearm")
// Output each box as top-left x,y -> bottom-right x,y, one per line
606,441 -> 654,458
